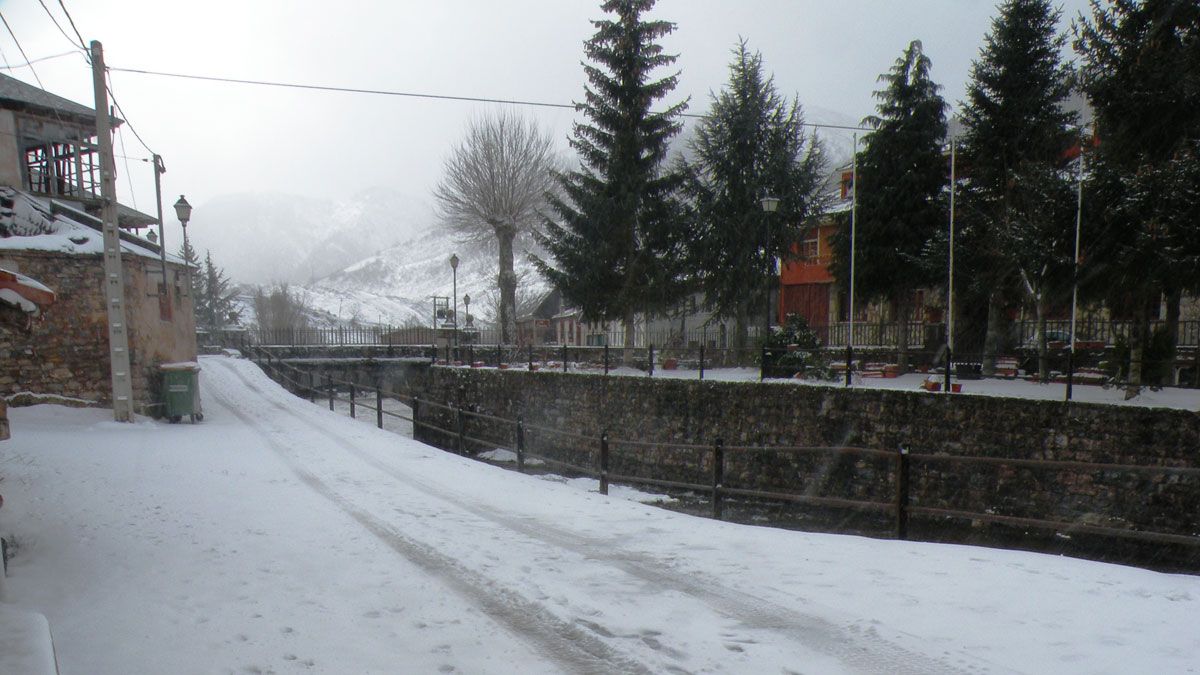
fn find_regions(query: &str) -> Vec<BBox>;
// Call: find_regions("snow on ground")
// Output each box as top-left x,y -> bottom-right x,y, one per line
0,355 -> 1197,674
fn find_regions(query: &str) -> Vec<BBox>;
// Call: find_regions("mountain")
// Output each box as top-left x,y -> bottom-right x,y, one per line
187,187 -> 433,285
301,230 -> 551,327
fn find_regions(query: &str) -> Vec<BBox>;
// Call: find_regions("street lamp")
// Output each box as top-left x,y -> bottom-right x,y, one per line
463,293 -> 471,328
449,253 -> 459,347
174,195 -> 193,297
760,195 -> 780,342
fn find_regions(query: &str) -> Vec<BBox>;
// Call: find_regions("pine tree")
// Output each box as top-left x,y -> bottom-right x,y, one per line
958,0 -> 1078,378
178,238 -> 203,314
829,40 -> 947,372
533,0 -> 689,353
682,39 -> 826,355
200,250 -> 242,330
1075,0 -> 1200,396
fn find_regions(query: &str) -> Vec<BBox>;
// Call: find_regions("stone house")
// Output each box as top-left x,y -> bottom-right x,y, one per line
0,74 -> 195,412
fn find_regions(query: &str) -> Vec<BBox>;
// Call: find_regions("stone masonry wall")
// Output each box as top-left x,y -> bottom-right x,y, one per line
0,250 -> 196,411
410,367 -> 1200,569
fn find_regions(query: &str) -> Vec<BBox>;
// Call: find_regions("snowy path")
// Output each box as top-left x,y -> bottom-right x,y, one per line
2,354 -> 1197,674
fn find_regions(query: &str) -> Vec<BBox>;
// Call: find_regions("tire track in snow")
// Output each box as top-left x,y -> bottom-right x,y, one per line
206,377 -> 657,675
213,358 -> 977,675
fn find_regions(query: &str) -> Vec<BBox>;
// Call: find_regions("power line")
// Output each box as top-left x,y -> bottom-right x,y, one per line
37,0 -> 80,51
105,74 -> 157,156
0,49 -> 81,70
109,65 -> 875,133
56,0 -> 88,52
116,124 -> 137,209
0,12 -> 48,90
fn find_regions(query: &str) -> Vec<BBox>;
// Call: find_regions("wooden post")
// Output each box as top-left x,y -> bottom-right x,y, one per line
308,372 -> 316,403
349,383 -> 356,419
562,344 -> 568,372
712,438 -> 724,520
648,345 -> 655,377
944,345 -> 953,393
760,346 -> 767,381
699,345 -> 705,381
604,343 -> 610,375
895,446 -> 911,540
412,396 -> 421,441
528,345 -> 534,371
327,376 -> 334,411
455,405 -> 465,455
516,416 -> 526,473
599,431 -> 610,496
376,387 -> 383,429
845,344 -> 853,387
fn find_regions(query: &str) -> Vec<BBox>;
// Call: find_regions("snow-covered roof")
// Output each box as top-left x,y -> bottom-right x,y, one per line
0,268 -> 55,316
0,72 -> 117,128
0,188 -> 183,264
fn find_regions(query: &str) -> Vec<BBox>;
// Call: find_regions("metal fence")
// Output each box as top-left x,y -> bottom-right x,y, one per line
202,318 -> 1200,351
247,346 -> 1200,571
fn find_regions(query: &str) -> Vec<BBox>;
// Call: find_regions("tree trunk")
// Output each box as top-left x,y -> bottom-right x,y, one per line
1126,294 -> 1152,400
733,299 -> 750,367
622,310 -> 637,367
1164,288 -> 1181,385
982,295 -> 1004,377
896,297 -> 910,374
496,225 -> 518,345
1036,298 -> 1049,382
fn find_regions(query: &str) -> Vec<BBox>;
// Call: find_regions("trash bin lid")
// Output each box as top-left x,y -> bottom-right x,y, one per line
159,361 -> 201,372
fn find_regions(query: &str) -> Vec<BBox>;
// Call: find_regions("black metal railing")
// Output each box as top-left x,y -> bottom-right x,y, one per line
246,346 -> 1200,571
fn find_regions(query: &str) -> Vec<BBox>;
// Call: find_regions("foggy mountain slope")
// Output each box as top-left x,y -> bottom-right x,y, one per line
303,229 -> 552,327
187,187 -> 433,285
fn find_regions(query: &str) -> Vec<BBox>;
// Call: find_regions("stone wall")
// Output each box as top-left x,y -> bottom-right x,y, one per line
410,367 -> 1200,570
0,250 -> 196,411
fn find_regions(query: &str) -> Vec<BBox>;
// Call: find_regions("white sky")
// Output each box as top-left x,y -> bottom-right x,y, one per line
0,0 -> 1093,243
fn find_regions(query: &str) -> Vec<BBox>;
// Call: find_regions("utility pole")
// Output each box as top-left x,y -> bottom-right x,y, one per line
153,154 -> 168,302
91,40 -> 134,422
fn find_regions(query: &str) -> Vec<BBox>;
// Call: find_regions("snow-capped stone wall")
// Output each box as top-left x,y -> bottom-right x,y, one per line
0,250 -> 197,412
411,367 -> 1200,570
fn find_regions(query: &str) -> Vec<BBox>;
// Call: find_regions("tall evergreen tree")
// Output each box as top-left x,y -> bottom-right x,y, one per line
178,238 -> 202,304
829,40 -> 947,372
958,0 -> 1078,378
534,0 -> 689,353
1075,0 -> 1200,395
200,250 -> 242,330
682,40 -> 826,355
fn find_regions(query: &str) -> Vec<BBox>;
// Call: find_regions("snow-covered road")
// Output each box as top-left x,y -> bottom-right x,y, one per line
2,355 -> 1197,674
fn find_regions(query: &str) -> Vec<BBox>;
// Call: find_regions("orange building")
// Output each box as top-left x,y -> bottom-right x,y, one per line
778,168 -> 853,330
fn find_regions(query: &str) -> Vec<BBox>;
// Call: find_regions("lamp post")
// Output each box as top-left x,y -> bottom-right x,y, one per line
174,195 -> 193,301
463,293 -> 471,328
449,253 -> 459,348
760,195 -> 780,343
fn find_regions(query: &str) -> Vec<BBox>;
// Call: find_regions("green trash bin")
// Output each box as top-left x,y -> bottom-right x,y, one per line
161,362 -> 203,423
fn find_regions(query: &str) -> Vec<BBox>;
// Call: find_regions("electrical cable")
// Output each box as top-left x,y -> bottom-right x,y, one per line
0,12 -> 48,90
0,49 -> 79,70
107,65 -> 875,132
55,0 -> 89,53
37,0 -> 80,51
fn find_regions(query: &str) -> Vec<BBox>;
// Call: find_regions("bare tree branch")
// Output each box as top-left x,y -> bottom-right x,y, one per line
434,110 -> 557,343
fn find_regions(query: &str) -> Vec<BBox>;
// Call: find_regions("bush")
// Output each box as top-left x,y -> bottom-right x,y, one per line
760,315 -> 836,380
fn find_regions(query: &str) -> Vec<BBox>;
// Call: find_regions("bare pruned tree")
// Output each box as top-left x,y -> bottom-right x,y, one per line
434,110 -> 556,344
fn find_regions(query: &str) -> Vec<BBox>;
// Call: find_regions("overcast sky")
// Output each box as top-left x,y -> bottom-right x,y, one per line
2,0 -> 1093,241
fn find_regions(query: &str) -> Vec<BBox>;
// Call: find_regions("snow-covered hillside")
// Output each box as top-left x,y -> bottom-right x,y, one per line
187,187 -> 433,286
302,229 -> 551,327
